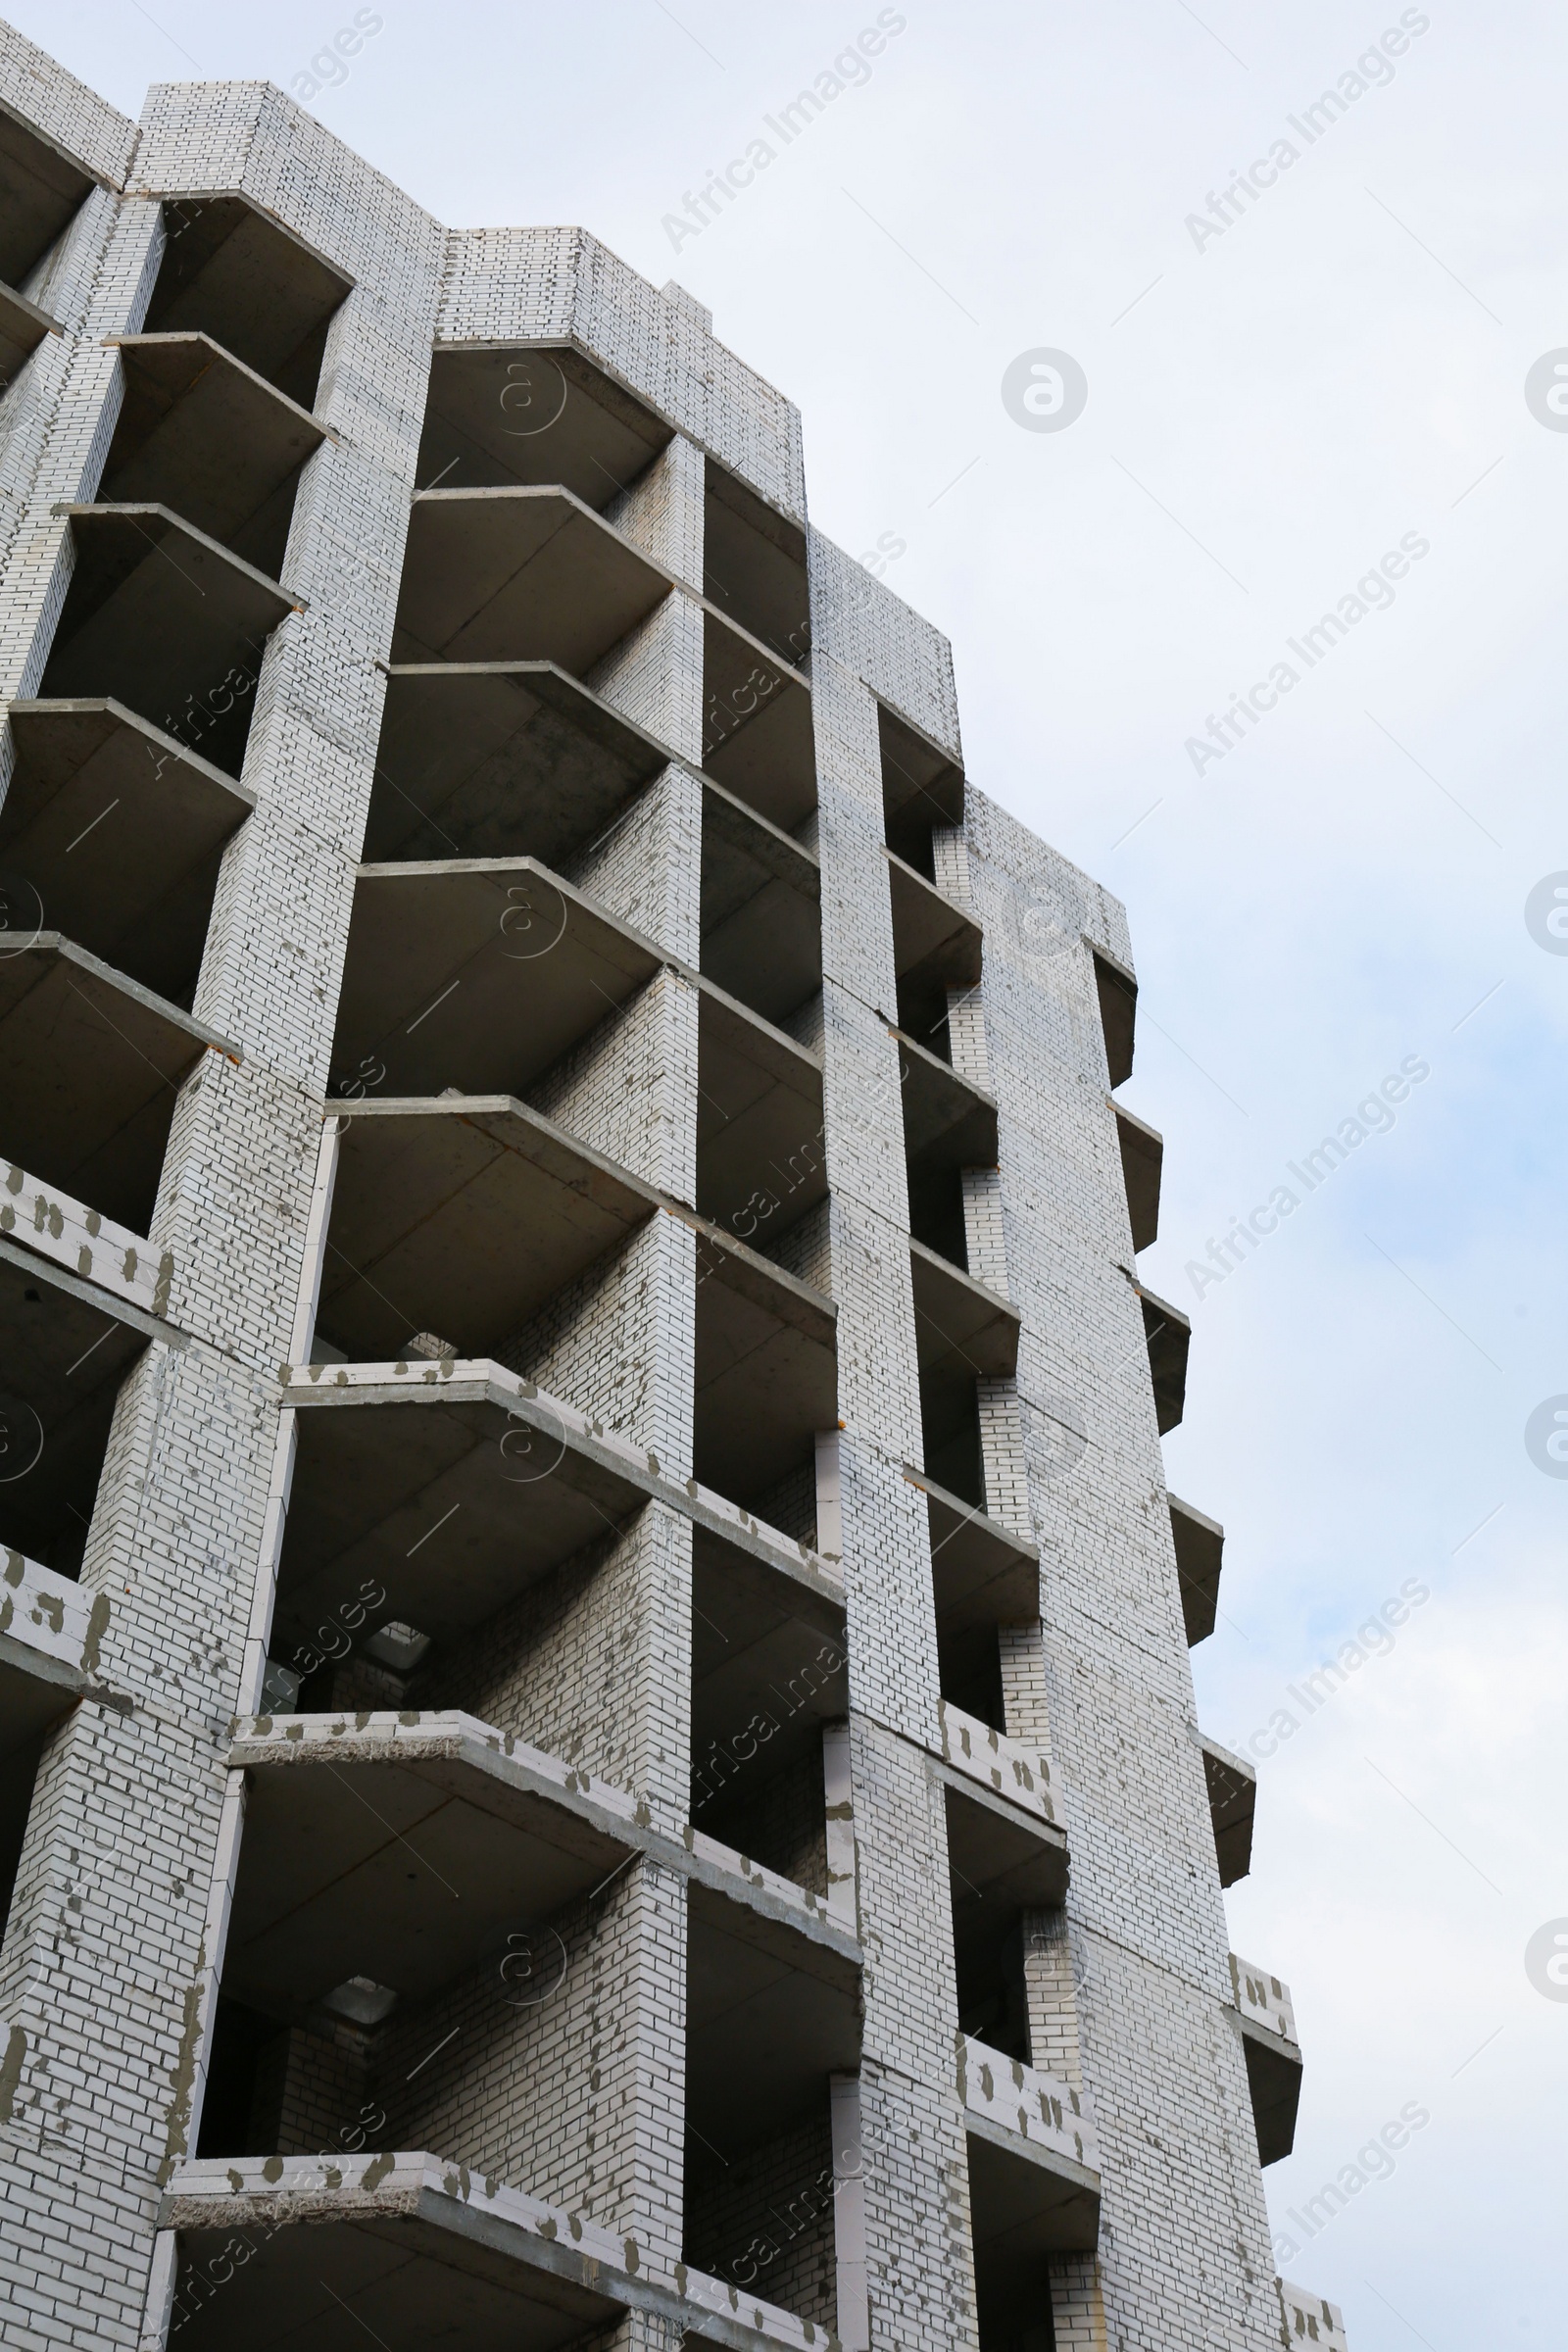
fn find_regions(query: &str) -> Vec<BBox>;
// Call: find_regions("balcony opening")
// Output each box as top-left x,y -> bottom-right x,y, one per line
362,662 -> 667,870
38,507 -> 296,779
416,344 -> 670,505
689,1527 -> 847,1875
144,195 -> 350,409
692,1224 -> 836,1519
911,1243 -> 1019,1510
703,609 -> 816,833
683,2089 -> 838,2332
1091,945 -> 1135,1088
886,846 -> 982,1050
878,701 -> 963,873
1,701 -> 252,1008
944,1778 -> 1065,2065
898,1027 -> 998,1268
0,1250 -> 147,1579
704,459 -> 809,670
696,984 -> 826,1247
97,333 -> 327,576
0,99 -> 95,306
700,773 -> 821,1031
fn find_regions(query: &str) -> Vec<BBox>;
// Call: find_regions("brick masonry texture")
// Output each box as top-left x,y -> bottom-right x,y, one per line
0,31 -> 1325,2352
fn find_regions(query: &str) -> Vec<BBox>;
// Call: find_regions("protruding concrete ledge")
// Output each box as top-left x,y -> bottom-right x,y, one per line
940,1699 -> 1056,1830
416,341 -> 672,508
2,1158 -> 172,1319
332,855 -> 662,1100
1134,1280 -> 1190,1435
2,699 -> 253,1002
909,1238 -> 1020,1385
1168,1490 -> 1223,1644
705,456 -> 810,669
700,766 -> 820,1028
0,277 -> 57,380
938,1758 -> 1068,1920
1279,2278 -> 1349,2350
960,2036 -> 1101,2324
1112,1096 -> 1162,1253
695,977 -> 826,1240
884,845 -> 983,1038
1091,943 -> 1136,1088
0,931 -> 237,1231
1200,1731 -> 1255,1886
701,605 -> 816,833
159,2152 -> 834,2352
367,659 -> 669,865
141,192 -> 351,408
877,701 -> 964,868
39,504 -> 300,777
895,1024 -> 998,1167
0,105 -> 96,290
1231,1953 -> 1302,2166
903,1463 -> 1039,1628
100,331 -> 327,569
394,483 -> 671,669
274,1358 -> 840,1668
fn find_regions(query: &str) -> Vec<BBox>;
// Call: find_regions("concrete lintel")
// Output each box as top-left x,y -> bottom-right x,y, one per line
394,483 -> 671,670
1168,1490 -> 1223,1644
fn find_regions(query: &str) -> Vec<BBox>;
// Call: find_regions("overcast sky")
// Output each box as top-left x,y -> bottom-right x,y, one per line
19,3 -> 1564,2341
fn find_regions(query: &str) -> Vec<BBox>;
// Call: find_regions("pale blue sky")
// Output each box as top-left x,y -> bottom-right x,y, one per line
17,3 -> 1564,2339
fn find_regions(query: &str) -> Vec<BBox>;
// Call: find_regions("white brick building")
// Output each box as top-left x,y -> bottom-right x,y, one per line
0,24 -> 1346,2350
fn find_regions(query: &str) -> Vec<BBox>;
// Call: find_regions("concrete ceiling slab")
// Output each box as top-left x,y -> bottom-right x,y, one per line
944,1777 -> 1068,1968
895,1028 -> 997,1170
0,936 -> 233,1229
1168,1491 -> 1223,1645
393,486 -> 670,670
904,1464 -> 1040,1631
319,1095 -> 661,1360
691,1225 -> 836,1506
1136,1282 -> 1190,1435
0,103 -> 94,286
966,2117 -> 1101,2322
686,1879 -> 861,2149
101,332 -> 325,572
877,702 -> 964,867
1092,947 -> 1136,1089
0,279 -> 56,380
366,662 -> 668,866
1113,1098 -> 1162,1254
695,983 -> 825,1240
885,847 -> 983,987
702,610 -> 816,834
0,1240 -> 153,1570
908,1240 -> 1020,1385
416,343 -> 672,507
143,193 -> 351,408
1201,1733 -> 1256,1888
1240,2014 -> 1302,2166
39,505 -> 298,778
331,858 -> 661,1100
699,774 -> 820,1029
691,1525 -> 847,1782
2,699 -> 253,1002
704,462 -> 809,667
273,1383 -> 655,1656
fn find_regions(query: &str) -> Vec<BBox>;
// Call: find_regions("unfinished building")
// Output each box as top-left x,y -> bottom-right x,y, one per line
0,24 -> 1346,2352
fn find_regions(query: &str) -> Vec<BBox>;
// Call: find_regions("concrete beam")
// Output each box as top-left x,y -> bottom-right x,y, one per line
1168,1491 -> 1223,1644
0,101 -> 95,285
1113,1096 -> 1162,1254
1200,1732 -> 1255,1887
393,484 -> 670,669
142,191 -> 352,408
101,332 -> 327,572
0,933 -> 236,1229
3,698 -> 253,1001
40,505 -> 300,777
365,660 -> 667,865
702,607 -> 817,833
416,342 -> 672,506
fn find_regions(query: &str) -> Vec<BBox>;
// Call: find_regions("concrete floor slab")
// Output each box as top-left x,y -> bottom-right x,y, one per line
699,771 -> 820,1028
141,193 -> 350,408
702,609 -> 816,834
695,982 -> 825,1240
1169,1491 -> 1223,1644
704,463 -> 809,668
416,343 -> 672,507
2,698 -> 253,1002
39,505 -> 299,777
1114,1097 -> 1162,1255
878,702 -> 965,869
904,1463 -> 1041,1630
1136,1281 -> 1191,1435
0,934 -> 234,1228
692,1524 -> 847,1784
1200,1732 -> 1256,1887
366,660 -> 667,865
100,332 -> 326,573
965,2115 -> 1102,2315
0,104 -> 94,287
394,485 -> 670,669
